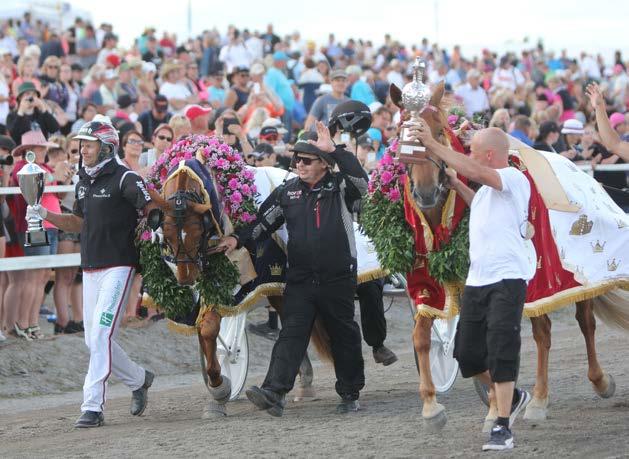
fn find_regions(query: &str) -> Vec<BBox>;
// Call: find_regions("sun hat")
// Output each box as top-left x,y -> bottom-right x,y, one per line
561,119 -> 584,135
11,131 -> 59,156
610,112 -> 626,130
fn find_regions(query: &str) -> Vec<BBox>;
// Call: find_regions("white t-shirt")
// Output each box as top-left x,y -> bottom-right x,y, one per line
466,167 -> 536,287
455,83 -> 490,117
159,82 -> 192,115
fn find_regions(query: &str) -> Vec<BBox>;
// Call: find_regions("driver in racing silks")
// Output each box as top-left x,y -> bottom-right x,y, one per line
28,115 -> 157,428
219,121 -> 368,416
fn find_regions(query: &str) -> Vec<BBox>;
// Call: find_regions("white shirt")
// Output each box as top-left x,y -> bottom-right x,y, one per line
218,43 -> 253,73
0,81 -> 9,125
159,81 -> 192,115
491,67 -> 525,91
466,167 -> 536,287
455,83 -> 490,117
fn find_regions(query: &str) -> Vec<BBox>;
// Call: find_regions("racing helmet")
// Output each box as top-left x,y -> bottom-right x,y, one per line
328,100 -> 372,137
75,115 -> 119,162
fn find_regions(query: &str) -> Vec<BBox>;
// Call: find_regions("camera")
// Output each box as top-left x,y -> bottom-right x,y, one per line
0,155 -> 14,166
222,118 -> 240,134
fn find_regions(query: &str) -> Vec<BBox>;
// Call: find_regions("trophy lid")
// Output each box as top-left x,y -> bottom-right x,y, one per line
17,150 -> 46,178
401,58 -> 431,112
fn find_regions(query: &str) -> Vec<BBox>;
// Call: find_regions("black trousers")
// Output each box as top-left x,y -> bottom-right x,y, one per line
262,278 -> 365,399
356,278 -> 387,349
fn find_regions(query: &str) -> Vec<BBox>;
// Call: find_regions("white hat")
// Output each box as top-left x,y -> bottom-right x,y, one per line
261,117 -> 288,134
142,61 -> 157,74
368,101 -> 383,113
561,119 -> 584,135
250,62 -> 266,75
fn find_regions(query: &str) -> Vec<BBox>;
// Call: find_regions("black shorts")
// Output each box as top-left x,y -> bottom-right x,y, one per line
453,279 -> 526,383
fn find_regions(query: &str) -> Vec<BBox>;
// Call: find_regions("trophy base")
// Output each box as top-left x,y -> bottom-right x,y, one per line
25,230 -> 50,247
398,143 -> 428,164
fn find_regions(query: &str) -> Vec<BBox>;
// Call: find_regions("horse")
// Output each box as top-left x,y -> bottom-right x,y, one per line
391,81 -> 628,431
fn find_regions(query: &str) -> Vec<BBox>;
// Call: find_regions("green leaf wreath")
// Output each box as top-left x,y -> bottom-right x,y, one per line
427,213 -> 470,284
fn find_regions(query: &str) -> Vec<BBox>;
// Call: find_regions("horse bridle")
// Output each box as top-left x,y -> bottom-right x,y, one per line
160,189 -> 213,268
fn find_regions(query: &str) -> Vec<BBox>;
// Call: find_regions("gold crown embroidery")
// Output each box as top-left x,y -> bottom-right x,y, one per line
420,289 -> 431,299
591,240 -> 606,253
269,263 -> 283,276
607,259 -> 620,272
569,215 -> 593,236
575,266 -> 585,277
617,219 -> 628,229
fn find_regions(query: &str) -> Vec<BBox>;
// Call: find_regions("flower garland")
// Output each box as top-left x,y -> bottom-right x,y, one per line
139,135 -> 256,320
362,139 -> 470,284
361,141 -> 416,274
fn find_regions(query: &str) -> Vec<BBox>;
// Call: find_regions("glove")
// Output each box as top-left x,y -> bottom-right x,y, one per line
26,204 -> 47,221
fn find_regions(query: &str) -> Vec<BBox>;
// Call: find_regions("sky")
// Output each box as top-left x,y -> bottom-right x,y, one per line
23,0 -> 629,63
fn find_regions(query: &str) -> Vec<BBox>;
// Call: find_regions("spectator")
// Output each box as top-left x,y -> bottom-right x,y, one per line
347,66 -> 376,106
247,142 -> 276,167
71,102 -> 97,133
214,109 -> 253,154
264,51 -> 296,139
169,114 -> 192,140
138,61 -> 158,101
455,69 -> 490,117
137,95 -> 171,143
96,32 -> 119,66
492,56 -> 525,91
115,62 -> 139,101
610,112 -> 629,141
206,69 -> 226,109
305,69 -> 349,130
140,123 -> 174,168
533,121 -> 561,153
11,55 -> 42,97
558,119 -> 591,161
185,104 -> 212,135
159,61 -> 195,115
218,29 -> 252,74
224,66 -> 251,111
76,24 -> 99,69
60,63 -> 80,129
488,108 -> 510,132
298,58 -> 324,114
7,81 -> 60,143
510,115 -> 533,146
41,56 -> 68,111
367,106 -> 392,160
0,68 -> 9,125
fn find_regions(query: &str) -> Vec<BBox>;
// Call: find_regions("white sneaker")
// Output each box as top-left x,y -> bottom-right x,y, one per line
0,330 -> 6,341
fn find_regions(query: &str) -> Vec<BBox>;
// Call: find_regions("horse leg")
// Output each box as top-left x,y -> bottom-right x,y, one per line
524,315 -> 552,421
198,309 -> 231,418
413,316 -> 446,430
576,299 -> 616,398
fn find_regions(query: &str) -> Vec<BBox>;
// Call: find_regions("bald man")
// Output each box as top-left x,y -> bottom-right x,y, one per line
411,125 -> 535,451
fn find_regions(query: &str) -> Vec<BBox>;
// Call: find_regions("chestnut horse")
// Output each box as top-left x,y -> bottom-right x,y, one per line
391,82 -> 617,431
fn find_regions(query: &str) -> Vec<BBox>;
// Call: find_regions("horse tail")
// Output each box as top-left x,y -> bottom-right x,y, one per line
311,316 -> 334,363
592,288 -> 629,332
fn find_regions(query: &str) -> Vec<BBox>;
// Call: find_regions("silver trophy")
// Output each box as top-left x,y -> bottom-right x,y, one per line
399,58 -> 432,162
17,150 -> 49,247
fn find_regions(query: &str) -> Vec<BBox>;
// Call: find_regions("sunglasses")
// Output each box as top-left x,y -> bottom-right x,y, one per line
294,156 -> 320,165
47,65 -> 60,69
127,139 -> 143,145
260,134 -> 279,141
385,126 -> 397,131
157,135 -> 173,142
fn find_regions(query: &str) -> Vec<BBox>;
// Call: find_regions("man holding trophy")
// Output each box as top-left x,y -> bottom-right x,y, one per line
25,116 -> 157,428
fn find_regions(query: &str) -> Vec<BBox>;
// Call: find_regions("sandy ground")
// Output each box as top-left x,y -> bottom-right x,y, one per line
2,296 -> 629,458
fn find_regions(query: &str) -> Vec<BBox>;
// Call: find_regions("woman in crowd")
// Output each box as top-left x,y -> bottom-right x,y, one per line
558,119 -> 593,162
488,108 -> 510,132
48,135 -> 83,334
533,121 -> 561,153
11,56 -> 42,99
41,56 -> 69,113
139,123 -> 174,169
169,114 -> 192,140
59,63 -> 81,133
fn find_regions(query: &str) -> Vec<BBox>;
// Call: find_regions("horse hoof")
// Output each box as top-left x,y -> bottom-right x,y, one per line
293,386 -> 318,402
208,376 -> 232,403
202,401 -> 226,418
482,416 -> 496,433
423,406 -> 447,432
595,374 -> 616,399
523,401 -> 548,421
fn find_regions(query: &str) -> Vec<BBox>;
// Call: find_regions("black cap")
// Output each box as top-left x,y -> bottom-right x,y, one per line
232,66 -> 249,75
290,141 -> 334,166
254,142 -> 274,155
259,126 -> 279,138
117,94 -> 136,109
104,32 -> 118,41
0,134 -> 16,151
70,62 -> 84,72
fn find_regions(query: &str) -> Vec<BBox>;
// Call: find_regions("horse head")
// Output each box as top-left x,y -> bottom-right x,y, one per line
149,160 -> 220,286
390,81 -> 449,215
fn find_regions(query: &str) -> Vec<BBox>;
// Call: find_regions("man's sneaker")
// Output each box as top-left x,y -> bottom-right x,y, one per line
336,395 -> 360,414
75,411 -> 104,428
245,386 -> 285,417
130,370 -> 154,416
247,321 -> 279,341
510,388 -> 531,428
482,424 -> 514,451
373,345 -> 398,366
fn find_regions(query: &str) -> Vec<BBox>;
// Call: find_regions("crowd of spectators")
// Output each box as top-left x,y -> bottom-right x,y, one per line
0,12 -> 628,342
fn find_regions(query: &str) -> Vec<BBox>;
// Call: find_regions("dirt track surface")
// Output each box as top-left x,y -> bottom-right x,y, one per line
2,301 -> 629,458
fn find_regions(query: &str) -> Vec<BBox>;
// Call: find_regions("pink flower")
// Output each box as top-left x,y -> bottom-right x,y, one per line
183,151 -> 193,160
250,184 -> 257,194
398,174 -> 407,185
219,143 -> 232,154
231,191 -> 242,204
140,230 -> 152,241
380,154 -> 393,166
243,169 -> 254,180
215,158 -> 228,169
380,171 -> 393,185
241,184 -> 251,195
147,182 -> 156,191
388,188 -> 401,202
228,178 -> 239,190
447,114 -> 459,126
368,181 -> 375,193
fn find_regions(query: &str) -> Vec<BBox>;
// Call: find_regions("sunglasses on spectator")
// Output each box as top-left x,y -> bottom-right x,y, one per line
294,156 -> 320,165
385,126 -> 397,131
260,134 -> 279,141
157,135 -> 173,142
127,139 -> 144,145
48,65 -> 60,69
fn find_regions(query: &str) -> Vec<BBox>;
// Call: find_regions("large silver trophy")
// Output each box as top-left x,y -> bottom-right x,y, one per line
398,58 -> 432,163
17,150 -> 49,247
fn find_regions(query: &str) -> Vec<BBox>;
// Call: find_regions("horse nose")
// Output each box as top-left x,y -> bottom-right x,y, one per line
176,263 -> 199,286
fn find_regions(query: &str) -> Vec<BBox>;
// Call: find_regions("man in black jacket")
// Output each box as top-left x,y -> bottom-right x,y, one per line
219,121 -> 368,416
6,82 -> 59,143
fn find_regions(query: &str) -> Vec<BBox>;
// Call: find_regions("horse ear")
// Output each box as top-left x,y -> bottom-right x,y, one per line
389,84 -> 403,109
429,81 -> 445,108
